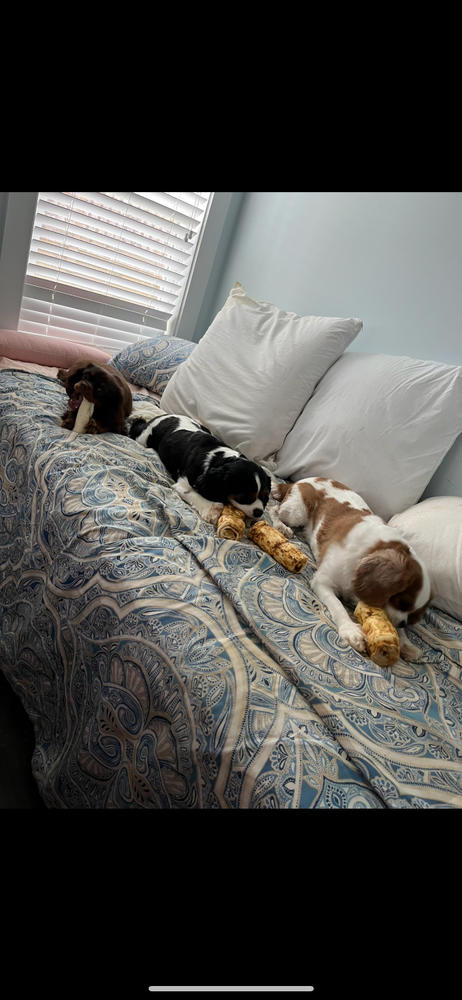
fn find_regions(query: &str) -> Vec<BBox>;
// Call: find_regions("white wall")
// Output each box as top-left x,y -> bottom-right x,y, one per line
0,192 -> 8,256
0,193 -> 38,329
202,191 -> 462,500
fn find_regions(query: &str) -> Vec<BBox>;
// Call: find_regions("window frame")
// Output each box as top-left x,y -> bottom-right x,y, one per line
0,191 -> 235,343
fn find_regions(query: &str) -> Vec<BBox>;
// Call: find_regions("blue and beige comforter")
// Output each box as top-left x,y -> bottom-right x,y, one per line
1,370 -> 461,808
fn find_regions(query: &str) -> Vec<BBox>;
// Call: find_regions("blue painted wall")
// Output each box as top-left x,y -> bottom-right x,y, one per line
198,191 -> 462,501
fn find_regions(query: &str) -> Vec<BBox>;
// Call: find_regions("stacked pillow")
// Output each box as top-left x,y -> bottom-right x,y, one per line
161,282 -> 363,460
111,332 -> 196,395
274,352 -> 462,520
390,497 -> 462,621
0,329 -> 111,366
109,282 -> 462,527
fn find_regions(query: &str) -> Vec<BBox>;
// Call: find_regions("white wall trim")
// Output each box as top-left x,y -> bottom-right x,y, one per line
169,192 -> 234,342
0,192 -> 38,330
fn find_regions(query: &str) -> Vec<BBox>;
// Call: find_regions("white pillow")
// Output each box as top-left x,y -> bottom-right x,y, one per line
389,497 -> 462,621
275,352 -> 462,521
162,282 -> 362,460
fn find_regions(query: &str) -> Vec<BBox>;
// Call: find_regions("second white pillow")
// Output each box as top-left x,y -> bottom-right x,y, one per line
275,351 -> 462,520
389,497 -> 462,621
162,282 -> 362,460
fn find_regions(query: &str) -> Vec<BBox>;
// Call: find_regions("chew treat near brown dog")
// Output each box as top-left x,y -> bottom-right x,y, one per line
217,505 -> 246,540
248,521 -> 308,573
354,601 -> 400,667
73,397 -> 95,433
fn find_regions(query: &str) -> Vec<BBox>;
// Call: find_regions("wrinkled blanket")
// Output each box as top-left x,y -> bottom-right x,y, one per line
1,370 -> 461,808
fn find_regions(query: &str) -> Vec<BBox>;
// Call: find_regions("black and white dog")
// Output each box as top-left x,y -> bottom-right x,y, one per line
128,409 -> 271,524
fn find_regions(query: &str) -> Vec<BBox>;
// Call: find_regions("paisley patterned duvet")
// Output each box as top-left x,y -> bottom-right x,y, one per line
1,370 -> 461,808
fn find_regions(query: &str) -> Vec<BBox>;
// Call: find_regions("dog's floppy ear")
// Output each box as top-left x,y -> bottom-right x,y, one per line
195,463 -> 231,504
195,453 -> 239,504
353,548 -> 408,606
260,469 -> 272,494
112,370 -> 132,418
272,481 -> 292,503
57,361 -> 83,396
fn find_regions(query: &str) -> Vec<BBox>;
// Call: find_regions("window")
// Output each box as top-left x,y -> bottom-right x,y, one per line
18,191 -> 212,354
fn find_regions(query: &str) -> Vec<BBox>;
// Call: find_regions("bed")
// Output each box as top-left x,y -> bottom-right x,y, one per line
1,286 -> 462,809
1,374 -> 461,808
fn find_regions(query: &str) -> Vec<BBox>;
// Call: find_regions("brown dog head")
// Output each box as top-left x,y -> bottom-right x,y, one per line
352,540 -> 432,627
58,360 -> 132,434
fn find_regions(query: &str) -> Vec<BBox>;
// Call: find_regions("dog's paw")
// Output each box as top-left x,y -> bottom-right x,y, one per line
339,623 -> 368,654
84,419 -> 100,435
204,502 -> 224,525
271,516 -> 294,538
399,639 -> 420,662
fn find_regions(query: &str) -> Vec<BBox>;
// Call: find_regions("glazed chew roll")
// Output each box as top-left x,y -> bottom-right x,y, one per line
354,601 -> 400,667
248,520 -> 308,573
217,505 -> 246,540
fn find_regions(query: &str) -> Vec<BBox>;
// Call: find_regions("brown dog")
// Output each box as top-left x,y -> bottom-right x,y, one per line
272,475 -> 432,660
57,360 -> 132,435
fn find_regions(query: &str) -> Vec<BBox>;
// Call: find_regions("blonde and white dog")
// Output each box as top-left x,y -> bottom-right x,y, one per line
272,476 -> 432,660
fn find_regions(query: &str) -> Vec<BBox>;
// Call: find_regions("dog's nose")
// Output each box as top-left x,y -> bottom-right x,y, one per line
396,618 -> 406,628
252,507 -> 263,519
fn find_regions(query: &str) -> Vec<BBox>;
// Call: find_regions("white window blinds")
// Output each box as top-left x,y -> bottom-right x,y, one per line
19,191 -> 212,354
